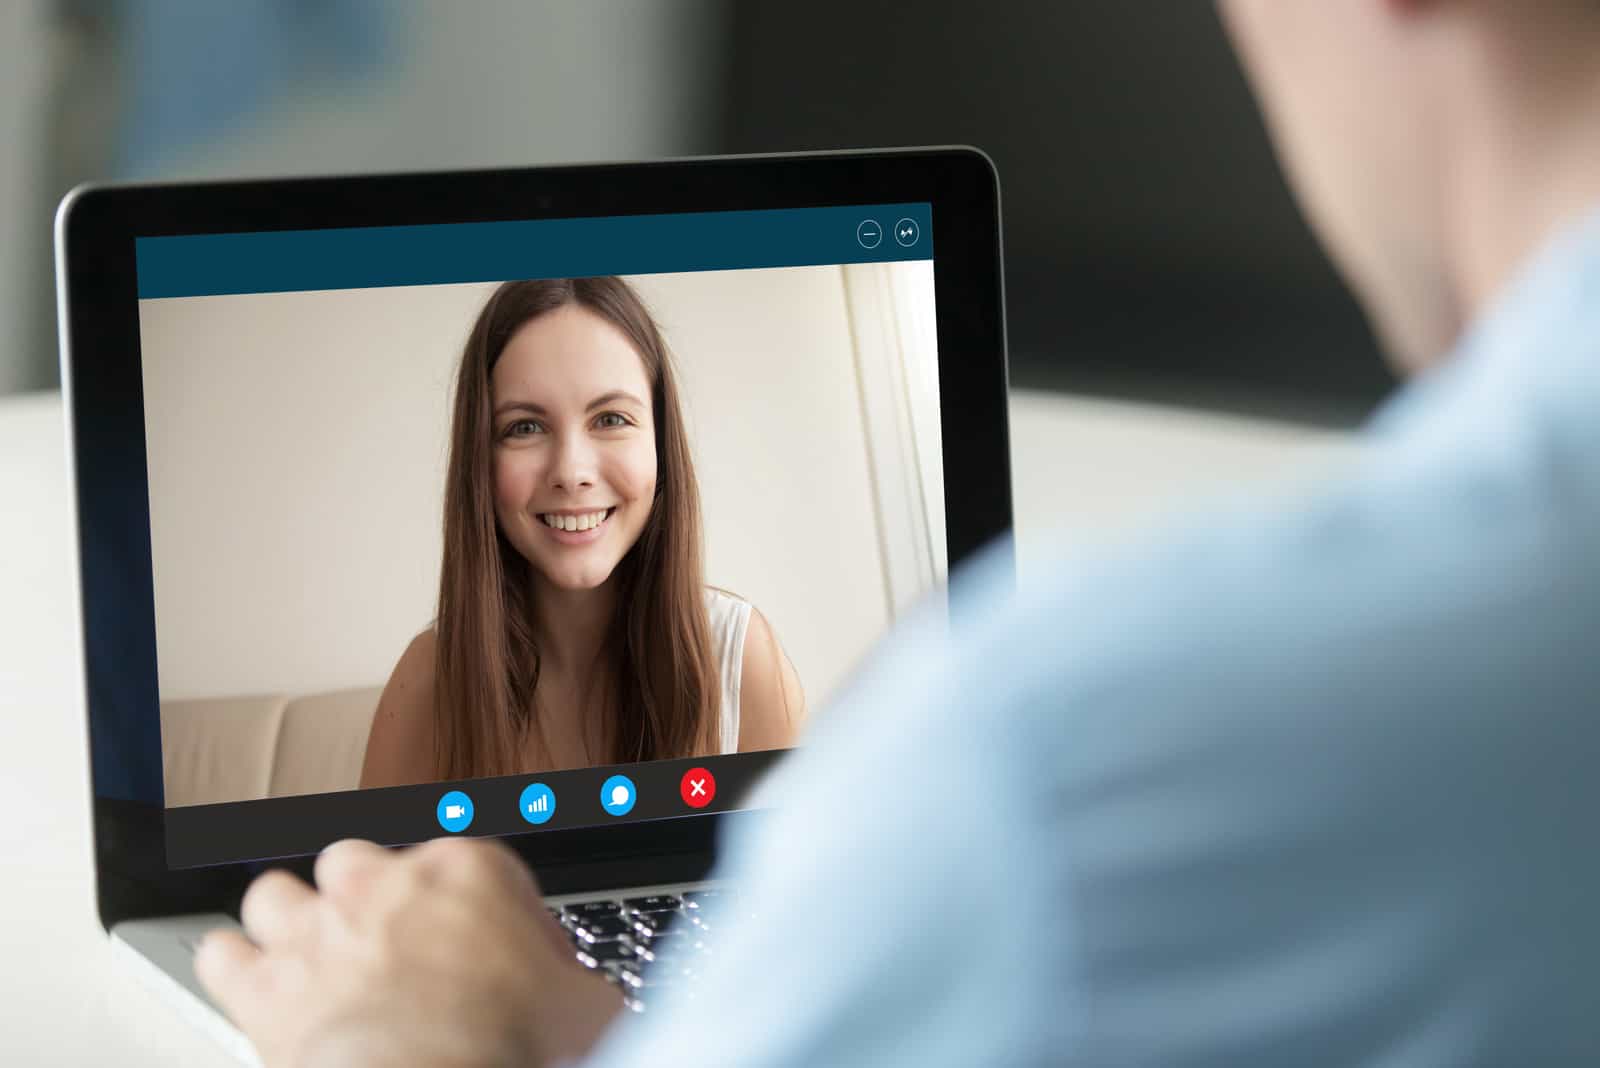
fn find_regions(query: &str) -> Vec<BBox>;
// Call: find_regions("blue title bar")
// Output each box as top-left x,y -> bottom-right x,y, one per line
135,202 -> 934,299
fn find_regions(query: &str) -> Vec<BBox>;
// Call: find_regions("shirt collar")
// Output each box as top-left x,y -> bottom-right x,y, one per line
1368,203 -> 1600,440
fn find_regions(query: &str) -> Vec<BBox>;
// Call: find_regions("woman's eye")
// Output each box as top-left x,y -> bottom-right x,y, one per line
595,412 -> 628,429
505,419 -> 544,437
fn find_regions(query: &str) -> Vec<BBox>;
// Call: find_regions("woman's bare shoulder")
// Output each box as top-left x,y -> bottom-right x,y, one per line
389,627 -> 438,694
360,627 -> 438,788
737,605 -> 806,752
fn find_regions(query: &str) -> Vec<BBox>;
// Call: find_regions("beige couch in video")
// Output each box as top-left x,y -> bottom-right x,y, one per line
161,687 -> 382,807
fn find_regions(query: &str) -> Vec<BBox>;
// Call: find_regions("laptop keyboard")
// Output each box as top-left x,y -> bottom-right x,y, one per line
552,889 -> 727,1013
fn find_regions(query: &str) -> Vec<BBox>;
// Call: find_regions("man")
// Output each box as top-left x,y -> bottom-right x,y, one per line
196,2 -> 1600,1063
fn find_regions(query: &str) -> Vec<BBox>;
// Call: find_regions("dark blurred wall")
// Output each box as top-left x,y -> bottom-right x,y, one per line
721,3 -> 1396,425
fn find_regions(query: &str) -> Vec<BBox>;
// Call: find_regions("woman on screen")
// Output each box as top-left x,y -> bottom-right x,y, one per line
360,277 -> 805,788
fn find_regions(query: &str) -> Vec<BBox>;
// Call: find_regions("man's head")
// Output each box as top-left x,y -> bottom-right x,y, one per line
1219,0 -> 1600,374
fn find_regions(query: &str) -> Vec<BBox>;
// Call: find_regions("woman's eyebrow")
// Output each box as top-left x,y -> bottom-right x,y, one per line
586,390 -> 645,411
492,391 -> 644,419
493,400 -> 547,418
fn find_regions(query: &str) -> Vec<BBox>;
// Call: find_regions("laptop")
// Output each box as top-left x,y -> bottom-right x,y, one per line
55,147 -> 1012,1061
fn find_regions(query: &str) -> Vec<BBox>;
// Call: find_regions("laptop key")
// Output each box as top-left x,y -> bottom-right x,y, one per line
630,910 -> 679,936
639,927 -> 688,948
575,915 -> 634,941
577,939 -> 634,963
575,942 -> 646,970
564,900 -> 622,919
617,934 -> 654,962
604,962 -> 644,989
623,894 -> 680,913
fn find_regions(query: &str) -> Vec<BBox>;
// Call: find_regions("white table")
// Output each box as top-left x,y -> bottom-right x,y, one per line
0,388 -> 1346,1064
0,390 -> 232,1064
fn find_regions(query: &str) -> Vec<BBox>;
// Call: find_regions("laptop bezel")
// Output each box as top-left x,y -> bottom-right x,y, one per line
56,146 -> 1012,930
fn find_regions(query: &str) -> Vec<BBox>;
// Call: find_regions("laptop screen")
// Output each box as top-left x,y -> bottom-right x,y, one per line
134,204 -> 944,868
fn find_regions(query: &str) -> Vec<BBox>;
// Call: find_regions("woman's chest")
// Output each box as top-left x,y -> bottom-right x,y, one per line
517,683 -> 604,770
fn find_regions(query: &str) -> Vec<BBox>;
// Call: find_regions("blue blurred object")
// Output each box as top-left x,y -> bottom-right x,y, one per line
588,208 -> 1600,1063
118,0 -> 393,176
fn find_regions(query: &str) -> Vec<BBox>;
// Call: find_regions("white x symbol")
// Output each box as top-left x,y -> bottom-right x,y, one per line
689,778 -> 706,797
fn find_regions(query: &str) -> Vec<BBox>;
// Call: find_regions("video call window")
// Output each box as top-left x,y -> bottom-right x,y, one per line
139,260 -> 946,810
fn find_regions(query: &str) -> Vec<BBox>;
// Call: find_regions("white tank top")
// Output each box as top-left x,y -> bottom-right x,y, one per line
704,587 -> 752,753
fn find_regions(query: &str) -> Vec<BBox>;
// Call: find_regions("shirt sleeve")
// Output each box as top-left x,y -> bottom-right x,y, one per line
585,404 -> 1600,1066
583,539 -> 1062,1067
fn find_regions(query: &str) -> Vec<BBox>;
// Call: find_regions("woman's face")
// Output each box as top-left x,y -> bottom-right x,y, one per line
490,304 -> 658,594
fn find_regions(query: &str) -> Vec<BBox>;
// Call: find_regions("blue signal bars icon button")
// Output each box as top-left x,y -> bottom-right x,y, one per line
519,782 -> 556,825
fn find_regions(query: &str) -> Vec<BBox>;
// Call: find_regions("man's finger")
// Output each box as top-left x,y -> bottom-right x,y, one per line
239,868 -> 318,948
315,839 -> 390,907
417,835 -> 538,892
192,928 -> 264,1025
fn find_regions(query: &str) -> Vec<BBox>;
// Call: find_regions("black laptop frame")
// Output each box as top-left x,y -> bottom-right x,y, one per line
57,147 -> 1011,930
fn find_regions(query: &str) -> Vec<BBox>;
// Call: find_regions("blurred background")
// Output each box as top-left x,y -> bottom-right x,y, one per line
0,8 -> 1374,1059
0,0 -> 1393,423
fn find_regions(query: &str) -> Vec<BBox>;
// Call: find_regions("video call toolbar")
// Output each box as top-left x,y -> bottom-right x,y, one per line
163,750 -> 784,869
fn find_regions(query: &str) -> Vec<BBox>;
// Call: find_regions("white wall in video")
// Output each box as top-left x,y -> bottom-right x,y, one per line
138,263 -> 944,805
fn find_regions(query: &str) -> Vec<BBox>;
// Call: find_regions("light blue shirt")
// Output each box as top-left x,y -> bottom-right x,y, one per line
589,211 -> 1600,1066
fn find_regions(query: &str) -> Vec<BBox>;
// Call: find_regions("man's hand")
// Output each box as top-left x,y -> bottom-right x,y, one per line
194,837 -> 624,1068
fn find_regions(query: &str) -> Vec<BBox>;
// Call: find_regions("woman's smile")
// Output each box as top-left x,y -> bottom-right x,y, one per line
538,506 -> 617,545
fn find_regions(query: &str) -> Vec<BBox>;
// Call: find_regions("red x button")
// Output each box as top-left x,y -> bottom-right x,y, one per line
679,767 -> 715,809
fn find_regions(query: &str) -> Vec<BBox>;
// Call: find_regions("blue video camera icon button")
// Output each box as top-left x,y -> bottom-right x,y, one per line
437,789 -> 474,833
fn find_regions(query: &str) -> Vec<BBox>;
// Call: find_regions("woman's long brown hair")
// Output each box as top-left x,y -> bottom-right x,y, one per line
432,278 -> 720,779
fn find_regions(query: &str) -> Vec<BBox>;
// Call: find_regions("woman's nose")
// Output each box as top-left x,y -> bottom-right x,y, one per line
549,430 -> 598,490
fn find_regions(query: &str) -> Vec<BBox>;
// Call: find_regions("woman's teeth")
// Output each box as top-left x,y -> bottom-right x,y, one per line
541,508 -> 611,532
